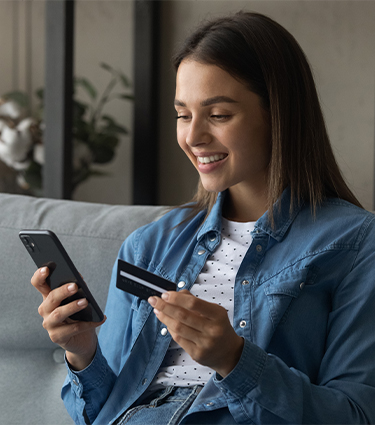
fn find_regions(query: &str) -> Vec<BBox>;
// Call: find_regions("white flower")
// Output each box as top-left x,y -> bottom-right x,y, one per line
16,173 -> 30,190
33,143 -> 44,165
0,117 -> 34,170
0,99 -> 22,120
18,117 -> 34,133
0,119 -> 7,133
33,120 -> 45,164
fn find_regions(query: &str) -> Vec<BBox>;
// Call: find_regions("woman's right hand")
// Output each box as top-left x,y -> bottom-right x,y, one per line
31,266 -> 106,371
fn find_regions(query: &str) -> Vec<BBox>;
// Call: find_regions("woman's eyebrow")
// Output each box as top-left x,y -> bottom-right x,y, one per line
201,96 -> 238,107
174,96 -> 238,107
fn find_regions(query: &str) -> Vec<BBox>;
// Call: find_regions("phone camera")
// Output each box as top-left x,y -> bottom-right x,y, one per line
21,236 -> 35,253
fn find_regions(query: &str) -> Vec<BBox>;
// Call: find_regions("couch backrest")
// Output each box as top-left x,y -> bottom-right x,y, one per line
0,193 -> 166,351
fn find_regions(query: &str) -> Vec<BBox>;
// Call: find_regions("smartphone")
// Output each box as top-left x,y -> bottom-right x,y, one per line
19,229 -> 104,322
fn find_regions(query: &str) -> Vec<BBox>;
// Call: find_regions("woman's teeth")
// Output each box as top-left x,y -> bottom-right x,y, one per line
197,154 -> 226,164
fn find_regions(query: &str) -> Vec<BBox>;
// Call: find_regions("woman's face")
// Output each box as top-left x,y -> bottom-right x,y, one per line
175,60 -> 271,197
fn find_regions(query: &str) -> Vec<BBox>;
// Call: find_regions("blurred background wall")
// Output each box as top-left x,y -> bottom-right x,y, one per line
0,1 -> 374,210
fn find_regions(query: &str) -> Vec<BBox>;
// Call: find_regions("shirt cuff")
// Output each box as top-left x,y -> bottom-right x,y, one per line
65,343 -> 112,394
213,338 -> 267,398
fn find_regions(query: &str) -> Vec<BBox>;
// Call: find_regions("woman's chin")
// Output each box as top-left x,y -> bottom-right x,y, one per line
200,180 -> 228,194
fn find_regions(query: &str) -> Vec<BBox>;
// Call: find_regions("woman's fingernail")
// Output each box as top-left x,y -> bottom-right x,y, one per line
161,292 -> 169,301
148,296 -> 157,307
68,283 -> 76,292
40,267 -> 48,275
77,298 -> 87,307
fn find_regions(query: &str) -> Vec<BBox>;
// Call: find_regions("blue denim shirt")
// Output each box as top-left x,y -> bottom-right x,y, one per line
62,190 -> 375,424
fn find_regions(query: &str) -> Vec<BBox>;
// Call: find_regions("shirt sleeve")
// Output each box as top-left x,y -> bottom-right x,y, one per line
62,344 -> 116,425
214,217 -> 375,424
61,228 -> 142,424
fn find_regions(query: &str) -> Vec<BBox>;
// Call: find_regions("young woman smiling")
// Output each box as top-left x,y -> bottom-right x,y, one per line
175,60 -> 272,222
31,11 -> 375,425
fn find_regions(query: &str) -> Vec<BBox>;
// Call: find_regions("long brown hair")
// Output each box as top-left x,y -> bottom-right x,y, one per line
172,11 -> 362,223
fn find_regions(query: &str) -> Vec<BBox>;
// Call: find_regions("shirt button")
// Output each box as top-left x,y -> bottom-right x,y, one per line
161,328 -> 168,336
178,281 -> 186,288
206,402 -> 214,406
242,280 -> 249,286
142,378 -> 148,385
72,379 -> 79,386
300,282 -> 305,290
198,249 -> 206,255
256,245 -> 263,252
239,320 -> 246,328
209,233 -> 216,242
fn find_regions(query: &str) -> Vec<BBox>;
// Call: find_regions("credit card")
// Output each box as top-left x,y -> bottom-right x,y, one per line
116,259 -> 177,299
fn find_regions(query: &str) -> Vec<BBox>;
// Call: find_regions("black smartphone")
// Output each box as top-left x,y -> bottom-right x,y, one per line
19,229 -> 104,322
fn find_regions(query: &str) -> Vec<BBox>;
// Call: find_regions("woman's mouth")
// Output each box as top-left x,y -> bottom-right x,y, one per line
195,153 -> 228,174
197,154 -> 227,164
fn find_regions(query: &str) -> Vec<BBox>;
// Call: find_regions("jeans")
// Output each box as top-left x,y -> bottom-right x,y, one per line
116,386 -> 202,425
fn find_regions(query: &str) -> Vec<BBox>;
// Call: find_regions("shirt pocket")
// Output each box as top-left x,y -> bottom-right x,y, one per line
130,296 -> 152,347
131,295 -> 142,312
263,267 -> 316,330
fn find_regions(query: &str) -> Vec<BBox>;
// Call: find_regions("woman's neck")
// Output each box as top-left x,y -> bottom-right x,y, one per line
222,186 -> 268,223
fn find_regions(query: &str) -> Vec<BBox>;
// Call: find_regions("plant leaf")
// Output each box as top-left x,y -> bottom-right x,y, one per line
115,94 -> 134,101
24,161 -> 42,189
75,77 -> 97,100
3,91 -> 29,108
73,120 -> 92,141
90,134 -> 119,163
88,169 -> 109,177
120,73 -> 131,88
101,115 -> 116,125
73,100 -> 89,124
35,88 -> 44,101
101,121 -> 128,135
100,62 -> 115,74
72,164 -> 109,187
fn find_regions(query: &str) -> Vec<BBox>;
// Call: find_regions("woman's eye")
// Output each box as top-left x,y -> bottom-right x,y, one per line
211,114 -> 231,121
175,114 -> 231,121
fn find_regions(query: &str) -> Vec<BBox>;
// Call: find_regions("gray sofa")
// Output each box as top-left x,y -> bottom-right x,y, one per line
0,192 -> 166,425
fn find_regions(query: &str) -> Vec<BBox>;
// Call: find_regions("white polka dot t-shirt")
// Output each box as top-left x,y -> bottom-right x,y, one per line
148,217 -> 256,391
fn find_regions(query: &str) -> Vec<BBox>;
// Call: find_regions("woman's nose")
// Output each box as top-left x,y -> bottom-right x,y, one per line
186,119 -> 211,147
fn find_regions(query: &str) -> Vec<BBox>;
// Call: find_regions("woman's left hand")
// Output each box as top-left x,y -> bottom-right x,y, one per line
148,290 -> 244,378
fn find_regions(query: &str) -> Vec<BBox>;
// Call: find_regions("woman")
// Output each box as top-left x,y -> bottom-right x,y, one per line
31,11 -> 375,425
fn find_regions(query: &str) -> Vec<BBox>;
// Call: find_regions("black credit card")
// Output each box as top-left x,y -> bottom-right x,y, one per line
116,259 -> 177,300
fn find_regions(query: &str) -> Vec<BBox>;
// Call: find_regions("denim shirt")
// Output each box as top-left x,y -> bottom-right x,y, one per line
62,190 -> 375,424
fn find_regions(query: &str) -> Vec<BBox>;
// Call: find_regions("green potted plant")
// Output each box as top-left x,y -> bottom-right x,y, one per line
0,62 -> 133,196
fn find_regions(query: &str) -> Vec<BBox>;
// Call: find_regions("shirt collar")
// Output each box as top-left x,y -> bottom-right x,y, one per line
196,187 -> 303,243
256,187 -> 303,242
197,192 -> 226,243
